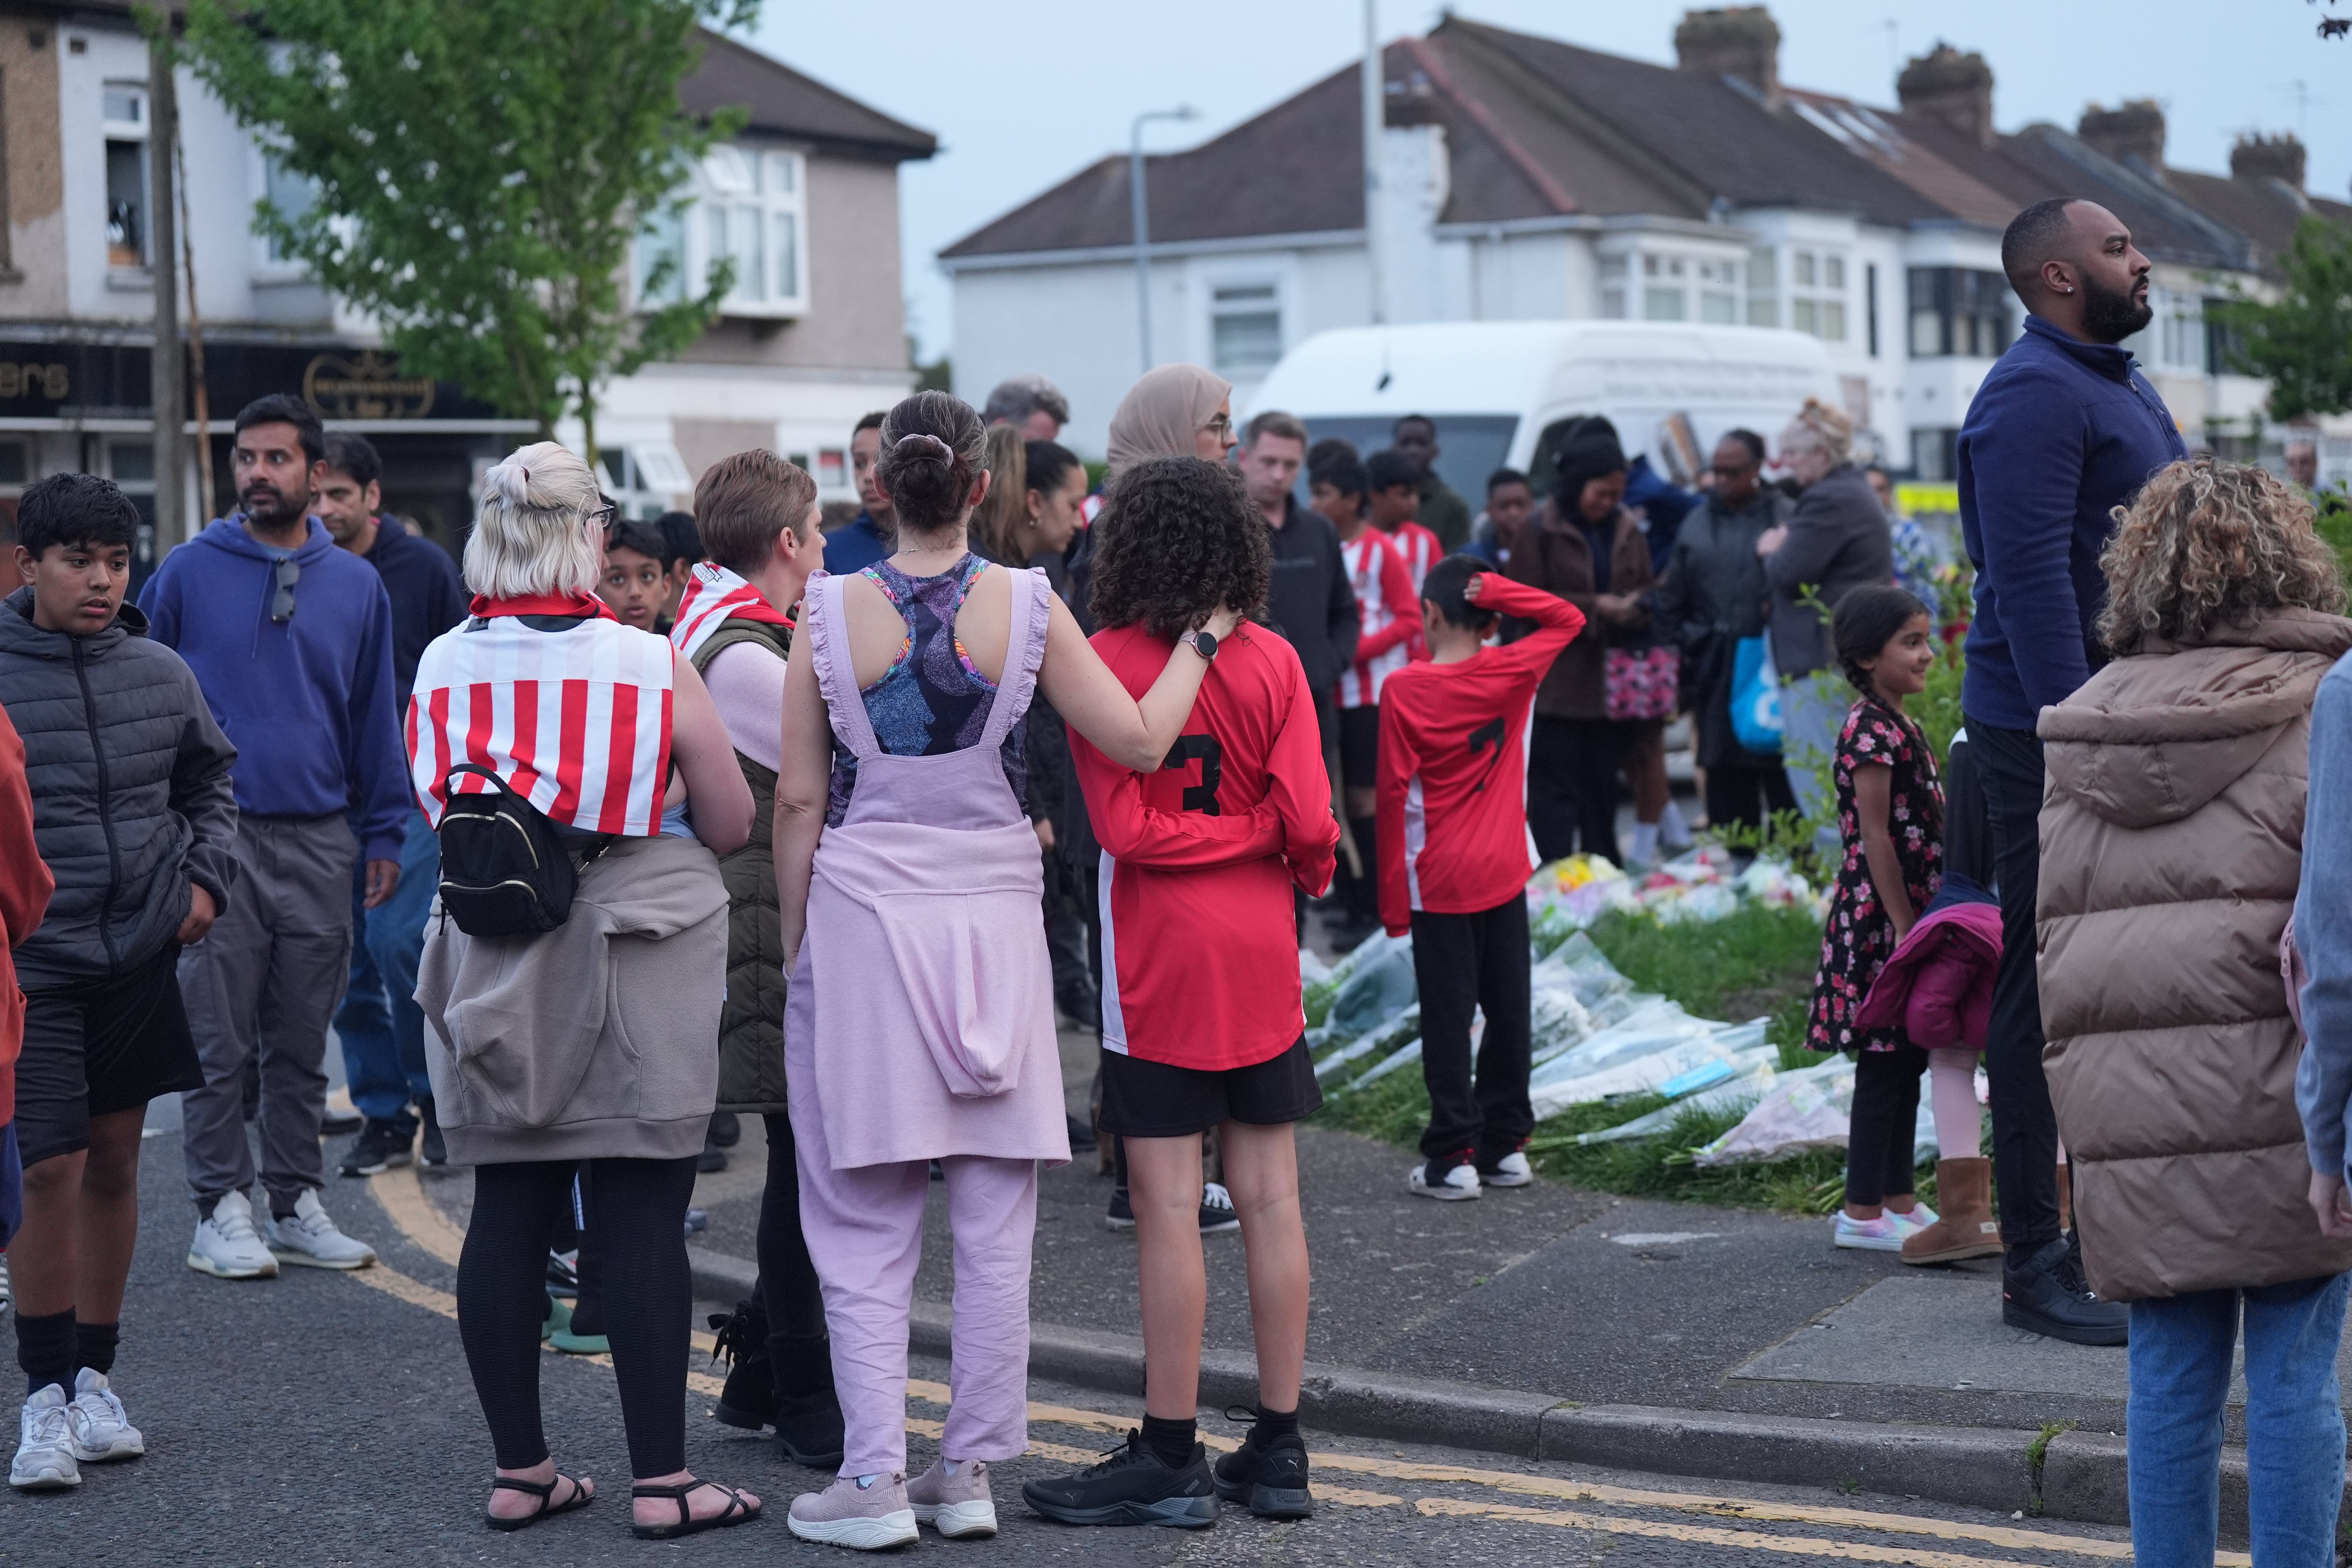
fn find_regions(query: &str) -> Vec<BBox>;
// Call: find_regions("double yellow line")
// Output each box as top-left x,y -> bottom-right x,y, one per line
354,1167 -> 2219,1566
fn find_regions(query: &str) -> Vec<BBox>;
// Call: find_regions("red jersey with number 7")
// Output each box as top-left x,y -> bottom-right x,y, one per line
1376,576 -> 1587,935
1070,623 -> 1340,1071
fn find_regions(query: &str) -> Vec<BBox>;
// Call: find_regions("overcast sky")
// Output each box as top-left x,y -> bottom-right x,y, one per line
744,2 -> 2347,364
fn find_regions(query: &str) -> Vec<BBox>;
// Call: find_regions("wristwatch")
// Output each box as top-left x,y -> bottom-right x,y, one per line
1183,628 -> 1219,664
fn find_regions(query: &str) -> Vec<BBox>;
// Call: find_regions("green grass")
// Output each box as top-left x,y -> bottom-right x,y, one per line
1313,902 -> 1893,1216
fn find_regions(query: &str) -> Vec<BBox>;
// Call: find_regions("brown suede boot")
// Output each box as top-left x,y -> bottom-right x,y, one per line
1900,1157 -> 2004,1265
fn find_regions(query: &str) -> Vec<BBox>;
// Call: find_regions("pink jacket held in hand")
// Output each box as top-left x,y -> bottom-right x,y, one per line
1855,881 -> 2003,1051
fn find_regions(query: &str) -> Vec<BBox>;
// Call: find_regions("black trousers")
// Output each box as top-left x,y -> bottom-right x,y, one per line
1968,716 -> 2063,1254
755,1111 -> 828,1345
1411,897 -> 1534,1163
458,1155 -> 699,1475
1844,1044 -> 1926,1207
1703,761 -> 1796,839
1529,716 -> 1632,866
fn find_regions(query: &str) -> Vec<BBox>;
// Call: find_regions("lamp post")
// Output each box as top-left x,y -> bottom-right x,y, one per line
1131,104 -> 1197,375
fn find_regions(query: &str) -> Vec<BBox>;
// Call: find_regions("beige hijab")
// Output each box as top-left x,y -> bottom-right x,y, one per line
1105,363 -> 1230,481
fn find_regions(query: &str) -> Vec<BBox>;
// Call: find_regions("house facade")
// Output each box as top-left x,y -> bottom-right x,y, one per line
0,4 -> 933,568
942,10 -> 2348,486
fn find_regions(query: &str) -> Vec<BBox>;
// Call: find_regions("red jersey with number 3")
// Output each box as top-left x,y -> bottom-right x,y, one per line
1376,576 -> 1586,933
1071,624 -> 1340,1070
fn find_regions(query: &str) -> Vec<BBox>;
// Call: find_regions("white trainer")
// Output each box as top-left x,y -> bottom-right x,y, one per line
907,1458 -> 998,1538
11,1386 -> 81,1490
1482,1152 -> 1535,1188
67,1370 -> 144,1462
265,1189 -> 377,1269
187,1190 -> 281,1279
1409,1160 -> 1482,1201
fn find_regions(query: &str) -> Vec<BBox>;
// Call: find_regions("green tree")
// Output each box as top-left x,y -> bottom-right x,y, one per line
2211,215 -> 2352,421
179,0 -> 756,462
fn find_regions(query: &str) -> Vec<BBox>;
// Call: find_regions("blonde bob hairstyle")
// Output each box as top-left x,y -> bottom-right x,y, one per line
1779,397 -> 1855,466
462,441 -> 606,599
2097,456 -> 2344,655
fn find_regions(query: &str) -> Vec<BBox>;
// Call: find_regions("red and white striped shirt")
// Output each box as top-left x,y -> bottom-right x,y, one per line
669,562 -> 793,661
408,604 -> 676,837
1338,531 -> 1419,710
1378,519 -> 1443,593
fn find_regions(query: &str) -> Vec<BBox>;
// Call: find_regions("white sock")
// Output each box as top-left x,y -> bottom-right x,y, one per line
1662,798 -> 1692,848
1631,821 -> 1660,865
855,1474 -> 881,1490
943,1459 -> 969,1477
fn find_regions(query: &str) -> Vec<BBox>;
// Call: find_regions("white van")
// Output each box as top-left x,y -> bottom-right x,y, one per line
1242,320 -> 1840,503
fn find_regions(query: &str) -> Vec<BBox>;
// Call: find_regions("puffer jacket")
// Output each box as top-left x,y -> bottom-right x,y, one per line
0,588 -> 237,986
689,619 -> 789,1113
1857,874 -> 2002,1051
2038,607 -> 2352,1300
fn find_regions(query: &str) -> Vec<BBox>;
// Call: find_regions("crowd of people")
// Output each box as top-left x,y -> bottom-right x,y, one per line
0,189 -> 2346,1565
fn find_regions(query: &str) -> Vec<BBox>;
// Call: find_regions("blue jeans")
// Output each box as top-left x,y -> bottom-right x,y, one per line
2127,1271 -> 2349,1568
332,811 -> 439,1126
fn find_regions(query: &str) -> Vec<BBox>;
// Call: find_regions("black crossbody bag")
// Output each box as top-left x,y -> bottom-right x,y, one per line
435,763 -> 613,937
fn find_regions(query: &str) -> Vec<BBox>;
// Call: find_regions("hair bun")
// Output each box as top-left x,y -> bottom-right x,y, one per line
893,432 -> 955,464
482,455 -> 534,509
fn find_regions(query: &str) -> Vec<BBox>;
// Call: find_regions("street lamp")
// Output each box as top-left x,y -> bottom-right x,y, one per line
1131,104 -> 1198,375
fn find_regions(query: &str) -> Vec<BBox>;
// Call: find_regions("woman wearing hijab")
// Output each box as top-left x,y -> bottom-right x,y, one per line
1505,421 -> 1654,866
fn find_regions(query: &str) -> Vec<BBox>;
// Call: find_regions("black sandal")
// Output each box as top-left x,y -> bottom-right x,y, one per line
630,1479 -> 762,1540
484,1472 -> 593,1533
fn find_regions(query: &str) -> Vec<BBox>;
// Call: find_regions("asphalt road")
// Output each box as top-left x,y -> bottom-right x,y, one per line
0,1122 -> 2151,1567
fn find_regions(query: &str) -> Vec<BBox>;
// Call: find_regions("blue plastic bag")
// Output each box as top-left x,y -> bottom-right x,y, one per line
1730,635 -> 1784,754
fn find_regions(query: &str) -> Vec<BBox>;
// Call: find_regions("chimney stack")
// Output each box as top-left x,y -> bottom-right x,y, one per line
2078,100 -> 2167,170
1675,7 -> 1781,109
2231,132 -> 2307,192
1896,44 -> 1996,149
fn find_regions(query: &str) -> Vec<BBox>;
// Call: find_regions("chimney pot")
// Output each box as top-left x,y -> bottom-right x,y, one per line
2230,132 -> 2307,193
1674,7 -> 1782,109
1896,43 -> 1996,149
2077,100 -> 2167,171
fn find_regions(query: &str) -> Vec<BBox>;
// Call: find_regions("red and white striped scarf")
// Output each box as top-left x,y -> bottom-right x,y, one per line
668,563 -> 792,660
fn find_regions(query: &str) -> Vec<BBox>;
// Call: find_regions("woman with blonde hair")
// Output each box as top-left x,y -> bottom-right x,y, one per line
1759,397 -> 1895,822
971,423 -> 1029,567
408,441 -> 763,1539
2038,457 -> 2352,1566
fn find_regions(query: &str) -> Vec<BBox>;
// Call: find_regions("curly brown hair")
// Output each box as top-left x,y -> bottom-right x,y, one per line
2097,456 -> 2344,654
1087,456 -> 1271,639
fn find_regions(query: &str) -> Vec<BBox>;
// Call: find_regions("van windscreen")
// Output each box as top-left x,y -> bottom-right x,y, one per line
1288,415 -> 1518,511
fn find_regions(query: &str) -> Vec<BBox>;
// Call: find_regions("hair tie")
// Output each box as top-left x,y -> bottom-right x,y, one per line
896,433 -> 954,462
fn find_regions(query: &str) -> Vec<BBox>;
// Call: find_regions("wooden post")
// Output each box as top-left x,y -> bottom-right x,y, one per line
147,30 -> 184,544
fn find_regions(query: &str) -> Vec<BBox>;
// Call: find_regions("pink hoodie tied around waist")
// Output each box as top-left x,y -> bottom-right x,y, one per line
1856,901 -> 2005,1051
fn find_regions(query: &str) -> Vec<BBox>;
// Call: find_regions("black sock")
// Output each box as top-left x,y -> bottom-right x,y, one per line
77,1321 -> 120,1379
16,1309 -> 76,1398
270,1191 -> 301,1221
1140,1413 -> 1196,1471
195,1192 -> 220,1221
1347,816 -> 1378,916
1249,1405 -> 1299,1448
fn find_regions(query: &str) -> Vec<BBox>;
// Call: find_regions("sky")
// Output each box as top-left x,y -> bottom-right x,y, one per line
746,2 -> 2348,365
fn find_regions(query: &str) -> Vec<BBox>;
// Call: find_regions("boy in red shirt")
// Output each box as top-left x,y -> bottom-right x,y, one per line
1034,457 -> 1338,1529
1377,557 -> 1585,1200
1366,448 -> 1442,593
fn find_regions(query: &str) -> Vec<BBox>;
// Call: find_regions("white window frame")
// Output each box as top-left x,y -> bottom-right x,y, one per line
637,143 -> 811,320
1788,248 -> 1849,343
246,144 -> 326,283
597,444 -> 693,518
1206,279 -> 1285,380
102,82 -> 151,274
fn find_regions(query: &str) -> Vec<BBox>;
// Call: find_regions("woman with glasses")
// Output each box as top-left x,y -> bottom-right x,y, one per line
406,441 -> 762,1540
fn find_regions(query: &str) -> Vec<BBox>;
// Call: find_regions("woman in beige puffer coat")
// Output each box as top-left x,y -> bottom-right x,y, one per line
2037,457 -> 2352,1567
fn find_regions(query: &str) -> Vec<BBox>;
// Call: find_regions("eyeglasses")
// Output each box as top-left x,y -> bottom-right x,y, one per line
1200,415 -> 1234,442
588,503 -> 617,531
270,557 -> 300,624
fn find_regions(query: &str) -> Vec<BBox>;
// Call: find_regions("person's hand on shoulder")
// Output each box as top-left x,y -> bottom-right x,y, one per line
1755,525 -> 1789,559
1201,605 -> 1244,640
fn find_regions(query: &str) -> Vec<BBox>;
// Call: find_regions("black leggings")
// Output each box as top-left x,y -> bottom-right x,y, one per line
458,1155 -> 699,1475
1703,761 -> 1796,839
1529,715 -> 1633,866
1844,1045 -> 1927,1208
756,1112 -> 826,1344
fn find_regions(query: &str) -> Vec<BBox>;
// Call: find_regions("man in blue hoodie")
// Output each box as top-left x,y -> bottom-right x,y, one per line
138,394 -> 407,1280
1957,198 -> 2184,1348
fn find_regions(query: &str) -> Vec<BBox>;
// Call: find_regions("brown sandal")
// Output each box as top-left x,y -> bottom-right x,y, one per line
485,1472 -> 593,1532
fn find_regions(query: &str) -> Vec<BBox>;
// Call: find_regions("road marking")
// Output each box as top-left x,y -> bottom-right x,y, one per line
353,1169 -> 2209,1562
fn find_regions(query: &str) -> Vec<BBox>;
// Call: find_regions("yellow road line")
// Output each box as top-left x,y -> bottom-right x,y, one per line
1419,1495 -> 2073,1566
354,1170 -> 2188,1563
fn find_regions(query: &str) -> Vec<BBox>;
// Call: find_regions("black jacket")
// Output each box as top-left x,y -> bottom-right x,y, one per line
1653,487 -> 1793,769
1264,495 -> 1359,693
1764,464 -> 1893,679
357,519 -> 469,714
0,588 -> 238,985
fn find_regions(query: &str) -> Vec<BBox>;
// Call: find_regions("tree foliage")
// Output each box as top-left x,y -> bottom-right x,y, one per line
180,0 -> 757,454
2212,215 -> 2352,421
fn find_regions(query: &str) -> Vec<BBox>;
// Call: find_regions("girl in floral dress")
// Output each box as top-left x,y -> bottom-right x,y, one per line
1805,586 -> 1944,1251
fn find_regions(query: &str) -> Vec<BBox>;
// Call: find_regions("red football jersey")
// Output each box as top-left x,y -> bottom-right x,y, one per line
1376,576 -> 1587,933
1337,530 -> 1419,710
1071,623 -> 1340,1071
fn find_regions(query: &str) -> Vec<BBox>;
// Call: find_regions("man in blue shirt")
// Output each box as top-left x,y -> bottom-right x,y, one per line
139,395 -> 408,1280
311,433 -> 467,1178
821,411 -> 895,575
1956,199 -> 2185,1348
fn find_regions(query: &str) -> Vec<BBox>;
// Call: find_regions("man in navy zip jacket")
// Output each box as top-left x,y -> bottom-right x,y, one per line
138,394 -> 406,1280
1957,199 -> 2184,1348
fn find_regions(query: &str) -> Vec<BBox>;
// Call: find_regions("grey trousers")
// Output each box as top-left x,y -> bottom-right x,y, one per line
178,813 -> 357,1207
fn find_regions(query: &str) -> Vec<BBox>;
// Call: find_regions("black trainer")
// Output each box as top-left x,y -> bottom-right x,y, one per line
419,1098 -> 447,1168
338,1118 -> 414,1178
707,1300 -> 776,1430
708,1110 -> 742,1148
1105,1186 -> 1135,1231
2002,1235 -> 2129,1347
1022,1430 -> 1218,1528
1212,1423 -> 1314,1519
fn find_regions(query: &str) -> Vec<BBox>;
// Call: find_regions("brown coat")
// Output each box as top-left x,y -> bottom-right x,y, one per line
1504,503 -> 1654,720
2037,608 -> 2352,1301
